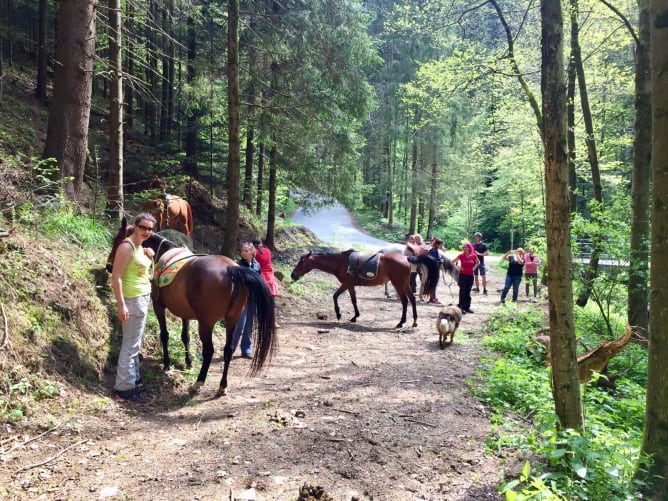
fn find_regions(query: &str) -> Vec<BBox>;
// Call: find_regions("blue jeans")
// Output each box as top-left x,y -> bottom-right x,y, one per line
231,306 -> 254,355
501,275 -> 522,302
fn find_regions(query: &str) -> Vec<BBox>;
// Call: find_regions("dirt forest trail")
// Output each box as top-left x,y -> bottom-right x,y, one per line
1,262 -> 517,501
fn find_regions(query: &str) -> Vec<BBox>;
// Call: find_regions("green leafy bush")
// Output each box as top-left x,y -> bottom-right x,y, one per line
478,308 -> 648,500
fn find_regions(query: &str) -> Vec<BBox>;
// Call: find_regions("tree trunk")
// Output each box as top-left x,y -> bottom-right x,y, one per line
124,1 -> 135,130
244,125 -> 255,210
265,139 -> 277,249
256,142 -> 264,216
43,0 -> 97,201
640,2 -> 668,496
628,0 -> 651,336
183,13 -> 198,176
571,0 -> 603,308
159,5 -> 170,142
35,0 -> 47,101
541,0 -> 583,431
222,0 -> 240,257
145,0 -> 157,143
0,6 -> 3,102
107,0 -> 123,219
567,57 -> 577,214
428,143 -> 437,237
388,138 -> 394,227
409,138 -> 418,235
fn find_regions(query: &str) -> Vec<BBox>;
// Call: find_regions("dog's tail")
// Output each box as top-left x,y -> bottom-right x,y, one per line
437,316 -> 452,335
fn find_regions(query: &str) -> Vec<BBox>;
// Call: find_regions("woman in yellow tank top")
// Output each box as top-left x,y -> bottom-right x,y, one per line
110,213 -> 156,404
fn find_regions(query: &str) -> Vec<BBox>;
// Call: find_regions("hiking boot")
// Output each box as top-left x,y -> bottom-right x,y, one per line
115,388 -> 147,404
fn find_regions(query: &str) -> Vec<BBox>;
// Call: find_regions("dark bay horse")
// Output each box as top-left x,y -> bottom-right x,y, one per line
378,244 -> 459,298
107,219 -> 277,396
290,249 -> 439,328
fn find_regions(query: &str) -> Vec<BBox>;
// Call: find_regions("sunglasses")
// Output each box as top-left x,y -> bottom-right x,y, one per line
137,224 -> 154,232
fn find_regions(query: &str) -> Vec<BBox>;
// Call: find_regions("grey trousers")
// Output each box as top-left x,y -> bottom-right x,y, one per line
114,294 -> 151,392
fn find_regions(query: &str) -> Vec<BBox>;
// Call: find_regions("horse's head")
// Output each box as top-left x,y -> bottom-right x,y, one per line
290,252 -> 313,281
106,218 -> 134,273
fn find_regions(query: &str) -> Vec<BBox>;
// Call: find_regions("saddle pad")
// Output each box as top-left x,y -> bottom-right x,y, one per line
347,251 -> 381,280
155,247 -> 194,287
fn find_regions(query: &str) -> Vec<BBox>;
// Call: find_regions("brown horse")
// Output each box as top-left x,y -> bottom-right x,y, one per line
107,219 -> 277,396
148,195 -> 194,236
379,244 -> 459,298
145,176 -> 193,236
290,249 -> 439,328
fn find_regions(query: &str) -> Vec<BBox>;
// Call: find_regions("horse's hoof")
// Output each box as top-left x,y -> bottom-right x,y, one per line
395,323 -> 404,329
412,322 -> 418,327
350,318 -> 357,323
189,381 -> 203,394
216,387 -> 227,397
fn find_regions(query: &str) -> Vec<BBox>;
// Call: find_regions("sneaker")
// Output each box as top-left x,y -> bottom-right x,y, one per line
483,289 -> 488,295
429,297 -> 440,304
114,388 -> 147,404
473,287 -> 480,293
500,300 -> 505,304
465,309 -> 474,314
241,352 -> 253,359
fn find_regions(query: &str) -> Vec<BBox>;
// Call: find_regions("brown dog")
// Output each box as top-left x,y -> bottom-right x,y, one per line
436,305 -> 462,348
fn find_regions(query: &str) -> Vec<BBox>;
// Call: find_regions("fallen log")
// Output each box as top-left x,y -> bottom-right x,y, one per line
531,324 -> 634,384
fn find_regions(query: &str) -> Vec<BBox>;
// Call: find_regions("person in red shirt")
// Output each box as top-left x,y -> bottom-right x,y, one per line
451,241 -> 480,314
252,238 -> 280,327
523,248 -> 541,300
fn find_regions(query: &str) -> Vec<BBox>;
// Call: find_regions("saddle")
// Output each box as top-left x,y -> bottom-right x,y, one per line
162,193 -> 182,212
154,247 -> 194,287
347,251 -> 381,280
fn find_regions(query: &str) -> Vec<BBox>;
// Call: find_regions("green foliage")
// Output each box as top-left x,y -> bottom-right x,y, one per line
502,461 -> 567,501
478,308 -> 647,500
354,207 -> 408,243
40,209 -> 112,251
0,365 -> 62,422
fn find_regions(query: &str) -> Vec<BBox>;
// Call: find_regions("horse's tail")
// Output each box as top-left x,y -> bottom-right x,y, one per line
183,200 -> 194,236
229,267 -> 278,375
441,256 -> 459,282
412,255 -> 439,298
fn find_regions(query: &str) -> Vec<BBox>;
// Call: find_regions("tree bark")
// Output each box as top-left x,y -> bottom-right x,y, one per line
222,0 -> 240,257
35,0 -> 47,101
265,139 -> 277,249
567,57 -> 577,214
640,2 -> 668,496
183,13 -> 198,176
571,0 -> 603,308
107,0 -> 123,219
124,1 -> 135,129
243,126 -> 255,211
43,0 -> 97,201
541,0 -> 583,431
409,137 -> 418,235
256,142 -> 264,216
628,0 -> 651,335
